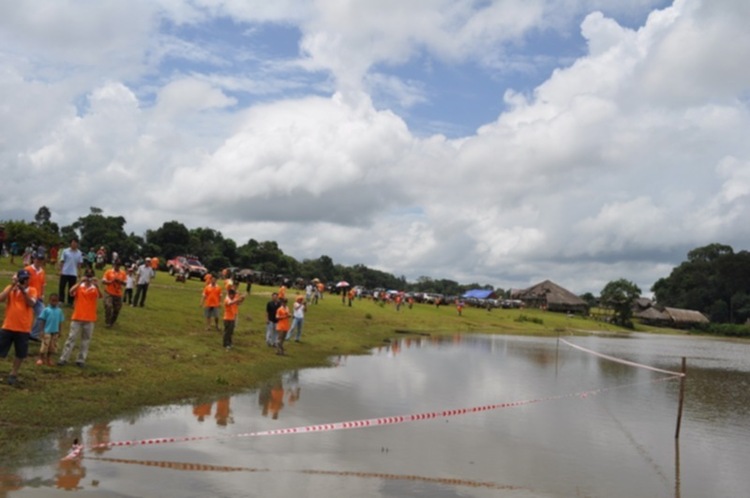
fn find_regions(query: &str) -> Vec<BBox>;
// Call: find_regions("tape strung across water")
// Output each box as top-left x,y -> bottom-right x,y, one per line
558,338 -> 685,377
63,374 -> 680,460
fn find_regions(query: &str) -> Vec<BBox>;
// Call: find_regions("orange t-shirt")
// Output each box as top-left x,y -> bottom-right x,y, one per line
223,278 -> 235,291
1,286 -> 37,333
150,257 -> 159,270
278,286 -> 287,299
71,284 -> 101,322
275,305 -> 291,332
223,295 -> 239,321
25,265 -> 46,297
202,284 -> 222,308
103,268 -> 127,296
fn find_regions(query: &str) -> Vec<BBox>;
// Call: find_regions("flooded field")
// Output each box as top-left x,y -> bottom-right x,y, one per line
2,333 -> 749,497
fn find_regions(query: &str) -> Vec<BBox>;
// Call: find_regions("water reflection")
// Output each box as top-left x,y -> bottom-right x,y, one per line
2,334 -> 749,498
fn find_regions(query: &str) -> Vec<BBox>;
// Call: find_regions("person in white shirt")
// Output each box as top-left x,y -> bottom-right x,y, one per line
132,258 -> 156,307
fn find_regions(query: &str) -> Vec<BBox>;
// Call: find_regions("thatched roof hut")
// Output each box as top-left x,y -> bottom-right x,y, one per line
636,305 -> 709,328
663,307 -> 709,326
514,280 -> 588,313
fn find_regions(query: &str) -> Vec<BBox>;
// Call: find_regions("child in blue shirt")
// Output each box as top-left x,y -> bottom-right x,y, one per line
36,293 -> 64,366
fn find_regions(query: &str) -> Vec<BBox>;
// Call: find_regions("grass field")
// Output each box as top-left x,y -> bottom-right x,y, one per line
0,258 -> 665,458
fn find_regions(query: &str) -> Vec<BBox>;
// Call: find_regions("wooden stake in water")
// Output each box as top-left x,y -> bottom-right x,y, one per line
675,357 -> 687,439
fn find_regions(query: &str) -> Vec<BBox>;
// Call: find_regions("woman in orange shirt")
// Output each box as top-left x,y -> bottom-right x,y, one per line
58,269 -> 102,367
274,298 -> 291,356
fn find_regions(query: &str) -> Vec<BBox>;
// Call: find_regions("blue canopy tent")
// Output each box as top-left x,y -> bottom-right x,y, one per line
461,289 -> 497,299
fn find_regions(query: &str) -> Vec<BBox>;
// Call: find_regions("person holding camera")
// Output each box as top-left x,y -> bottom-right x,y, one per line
0,269 -> 38,385
58,268 -> 102,367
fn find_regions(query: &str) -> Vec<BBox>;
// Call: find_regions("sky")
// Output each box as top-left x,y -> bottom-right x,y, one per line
2,0 -> 750,296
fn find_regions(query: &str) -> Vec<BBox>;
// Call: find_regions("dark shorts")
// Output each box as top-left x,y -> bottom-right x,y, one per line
0,329 -> 31,359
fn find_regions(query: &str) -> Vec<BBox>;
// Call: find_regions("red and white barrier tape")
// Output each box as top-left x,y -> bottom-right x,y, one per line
559,338 -> 685,377
63,374 -> 679,460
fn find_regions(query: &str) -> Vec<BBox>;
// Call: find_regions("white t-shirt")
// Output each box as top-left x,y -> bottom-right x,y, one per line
136,264 -> 155,285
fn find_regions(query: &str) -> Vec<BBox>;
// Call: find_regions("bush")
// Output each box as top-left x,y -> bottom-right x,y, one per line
691,322 -> 750,338
515,314 -> 544,325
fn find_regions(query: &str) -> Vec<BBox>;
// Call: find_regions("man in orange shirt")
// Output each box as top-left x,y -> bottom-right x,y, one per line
58,268 -> 102,367
200,275 -> 222,331
222,287 -> 245,349
25,252 -> 47,340
0,269 -> 38,385
102,259 -> 127,328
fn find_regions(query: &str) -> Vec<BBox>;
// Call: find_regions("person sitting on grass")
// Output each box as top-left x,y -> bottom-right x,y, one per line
36,293 -> 64,366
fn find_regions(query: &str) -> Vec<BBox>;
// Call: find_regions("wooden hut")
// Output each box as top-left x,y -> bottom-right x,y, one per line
514,280 -> 589,313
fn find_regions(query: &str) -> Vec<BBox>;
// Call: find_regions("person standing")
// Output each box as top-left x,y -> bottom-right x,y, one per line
58,269 -> 102,367
222,288 -> 245,350
290,295 -> 306,342
0,269 -> 38,385
102,259 -> 126,328
265,292 -> 280,347
58,238 -> 84,307
124,267 -> 135,305
132,258 -> 155,307
25,252 -> 47,340
274,298 -> 291,356
35,293 -> 64,366
200,275 -> 222,331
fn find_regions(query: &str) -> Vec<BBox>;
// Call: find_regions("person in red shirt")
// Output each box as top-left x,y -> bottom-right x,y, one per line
58,268 -> 102,367
200,275 -> 222,331
102,259 -> 126,328
0,269 -> 38,385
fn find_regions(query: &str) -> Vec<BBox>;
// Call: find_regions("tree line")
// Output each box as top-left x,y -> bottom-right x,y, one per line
1,207 -> 497,296
4,208 -> 749,326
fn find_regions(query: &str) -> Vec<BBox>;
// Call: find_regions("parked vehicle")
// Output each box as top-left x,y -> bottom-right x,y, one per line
166,255 -> 208,280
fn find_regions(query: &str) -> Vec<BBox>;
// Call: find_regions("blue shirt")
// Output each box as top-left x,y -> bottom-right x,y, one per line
60,247 -> 84,276
39,305 -> 64,334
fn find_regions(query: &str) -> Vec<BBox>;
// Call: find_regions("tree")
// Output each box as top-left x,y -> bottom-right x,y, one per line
600,279 -> 641,327
146,221 -> 190,259
652,244 -> 750,323
71,208 -> 130,257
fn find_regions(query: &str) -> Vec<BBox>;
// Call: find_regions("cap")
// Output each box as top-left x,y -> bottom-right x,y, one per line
34,252 -> 45,260
16,269 -> 31,281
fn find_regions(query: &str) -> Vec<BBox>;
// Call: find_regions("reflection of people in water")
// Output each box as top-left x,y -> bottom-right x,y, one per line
286,370 -> 301,407
0,470 -> 23,496
193,402 -> 212,422
88,421 -> 111,454
269,382 -> 284,420
260,376 -> 285,420
56,457 -> 86,491
215,397 -> 232,426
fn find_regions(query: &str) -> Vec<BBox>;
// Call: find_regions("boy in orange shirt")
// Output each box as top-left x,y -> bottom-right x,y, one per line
0,269 -> 38,385
102,259 -> 126,328
58,268 -> 102,367
222,288 -> 245,350
274,298 -> 291,356
200,275 -> 222,331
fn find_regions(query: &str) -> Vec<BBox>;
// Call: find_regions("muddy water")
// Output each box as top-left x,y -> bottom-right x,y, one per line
2,333 -> 749,497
